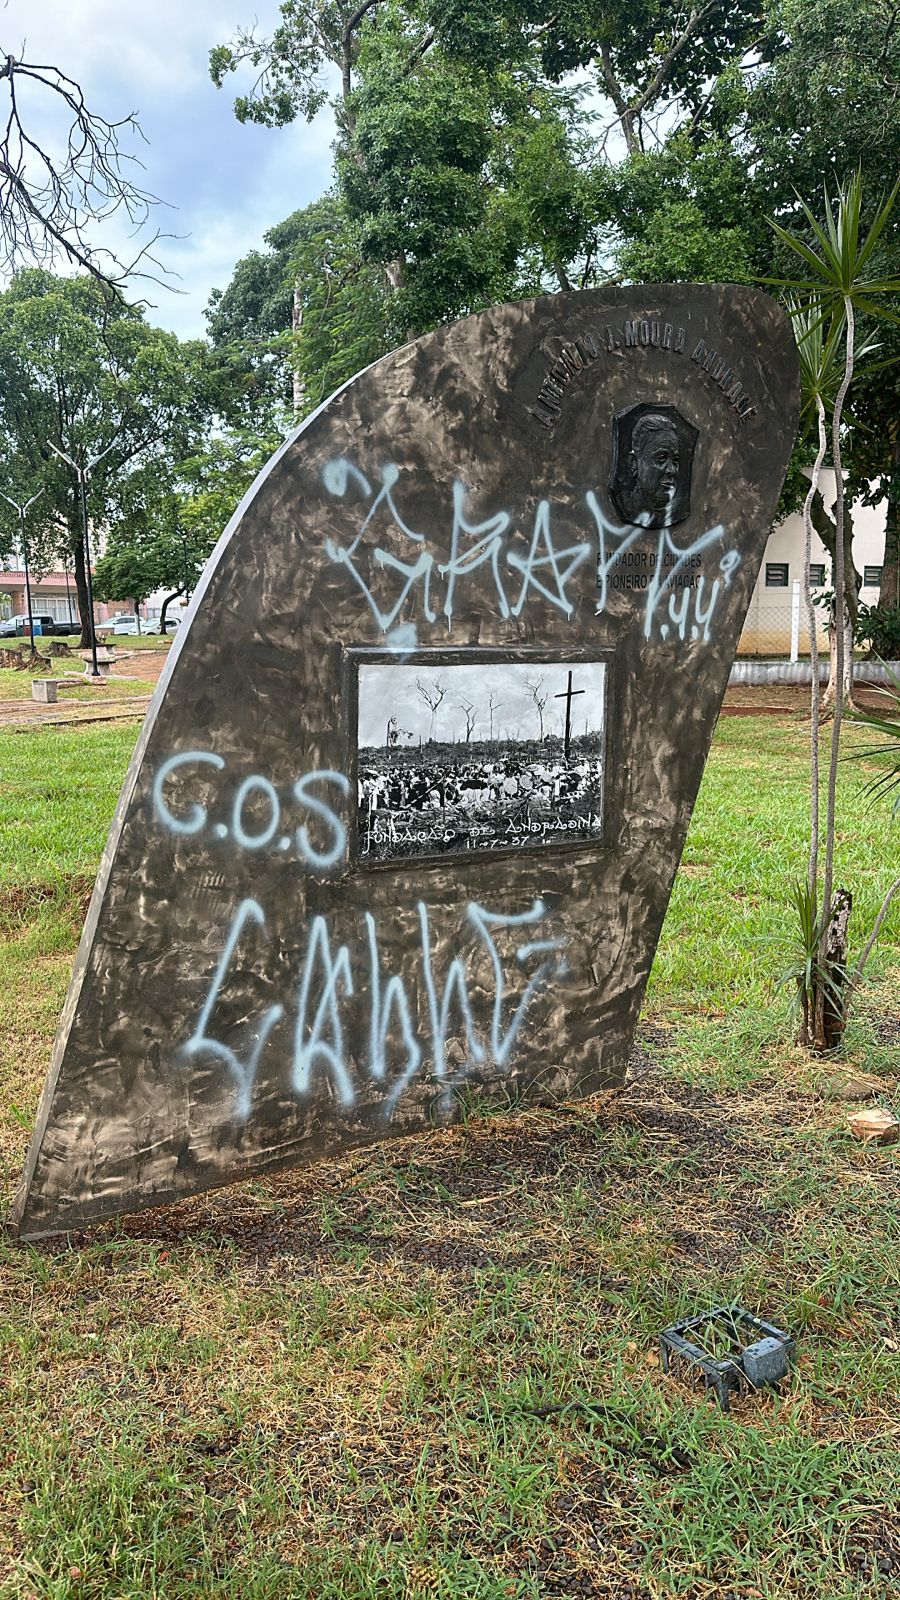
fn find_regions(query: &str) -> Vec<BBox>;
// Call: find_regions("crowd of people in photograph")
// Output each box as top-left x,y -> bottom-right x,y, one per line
358,741 -> 603,859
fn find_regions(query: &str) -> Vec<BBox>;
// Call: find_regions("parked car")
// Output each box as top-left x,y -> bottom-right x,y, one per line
0,614 -> 69,638
107,614 -> 141,636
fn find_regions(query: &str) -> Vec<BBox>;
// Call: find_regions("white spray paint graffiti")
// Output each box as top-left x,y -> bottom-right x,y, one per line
322,459 -> 593,639
181,898 -> 285,1119
588,494 -> 740,643
366,911 -> 422,1113
292,916 -> 355,1106
152,751 -> 227,836
152,751 -> 350,870
321,457 -> 739,646
161,452 -> 739,1132
180,895 -> 568,1121
466,901 -> 567,1065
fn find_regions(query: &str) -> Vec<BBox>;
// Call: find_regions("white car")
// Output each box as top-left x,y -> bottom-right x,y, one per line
109,615 -> 141,636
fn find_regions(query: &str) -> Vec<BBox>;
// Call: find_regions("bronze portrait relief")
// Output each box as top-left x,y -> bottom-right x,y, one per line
609,403 -> 698,529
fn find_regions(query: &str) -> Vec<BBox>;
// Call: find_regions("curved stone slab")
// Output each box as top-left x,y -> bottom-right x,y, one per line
10,285 -> 798,1238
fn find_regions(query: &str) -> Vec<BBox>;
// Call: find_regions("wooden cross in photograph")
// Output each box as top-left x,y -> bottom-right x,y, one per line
555,669 -> 585,760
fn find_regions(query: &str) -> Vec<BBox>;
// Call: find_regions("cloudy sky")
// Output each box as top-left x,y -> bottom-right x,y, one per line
358,662 -> 607,748
2,0 -> 336,338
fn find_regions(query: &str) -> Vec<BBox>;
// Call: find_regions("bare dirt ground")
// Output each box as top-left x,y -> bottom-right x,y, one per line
720,680 -> 892,716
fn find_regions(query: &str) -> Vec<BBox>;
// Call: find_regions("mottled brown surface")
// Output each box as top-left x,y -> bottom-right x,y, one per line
11,285 -> 798,1238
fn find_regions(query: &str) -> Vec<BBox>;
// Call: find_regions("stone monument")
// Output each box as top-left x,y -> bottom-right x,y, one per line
10,285 -> 798,1239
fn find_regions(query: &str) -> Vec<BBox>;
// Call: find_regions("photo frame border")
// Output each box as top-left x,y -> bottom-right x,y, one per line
344,645 -> 617,873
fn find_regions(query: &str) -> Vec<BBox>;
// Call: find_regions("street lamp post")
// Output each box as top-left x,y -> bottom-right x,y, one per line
46,439 -> 117,678
0,489 -> 44,649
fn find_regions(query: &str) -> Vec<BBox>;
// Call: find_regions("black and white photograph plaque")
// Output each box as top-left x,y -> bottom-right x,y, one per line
357,660 -> 606,863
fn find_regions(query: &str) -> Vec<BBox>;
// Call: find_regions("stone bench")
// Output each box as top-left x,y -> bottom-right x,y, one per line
31,679 -> 60,704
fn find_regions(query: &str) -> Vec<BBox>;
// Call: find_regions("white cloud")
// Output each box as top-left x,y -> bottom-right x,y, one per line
4,0 -> 245,97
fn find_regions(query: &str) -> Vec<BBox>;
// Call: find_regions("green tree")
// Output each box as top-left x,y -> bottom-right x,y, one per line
92,489 -> 195,632
747,0 -> 900,213
176,418 -> 291,555
93,413 -> 289,630
206,209 -> 312,412
845,324 -> 900,610
207,196 -> 390,416
747,0 -> 900,615
91,542 -> 163,629
210,0 -> 900,613
0,270 -> 213,647
211,1 -> 769,332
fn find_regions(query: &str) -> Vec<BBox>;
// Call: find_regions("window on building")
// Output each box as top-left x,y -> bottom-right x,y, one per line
809,563 -> 826,587
765,563 -> 789,587
863,565 -> 883,588
34,594 -> 79,624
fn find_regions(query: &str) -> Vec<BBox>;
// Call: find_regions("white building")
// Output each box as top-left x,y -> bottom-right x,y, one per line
739,471 -> 888,657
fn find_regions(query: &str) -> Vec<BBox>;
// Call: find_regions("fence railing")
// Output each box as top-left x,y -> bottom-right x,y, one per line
738,580 -> 830,659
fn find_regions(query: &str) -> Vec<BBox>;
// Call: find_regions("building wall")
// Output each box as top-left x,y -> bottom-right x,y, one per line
0,568 -> 133,625
738,471 -> 888,657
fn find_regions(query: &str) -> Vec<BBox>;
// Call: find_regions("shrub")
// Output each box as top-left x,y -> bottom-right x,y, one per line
856,603 -> 900,659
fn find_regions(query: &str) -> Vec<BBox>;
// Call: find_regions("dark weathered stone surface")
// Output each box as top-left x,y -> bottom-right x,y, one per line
10,285 -> 798,1239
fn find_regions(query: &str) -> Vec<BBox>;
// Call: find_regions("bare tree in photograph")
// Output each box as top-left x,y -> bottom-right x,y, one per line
415,676 -> 446,741
524,676 -> 549,741
458,698 -> 476,742
0,52 -> 168,288
488,690 -> 503,742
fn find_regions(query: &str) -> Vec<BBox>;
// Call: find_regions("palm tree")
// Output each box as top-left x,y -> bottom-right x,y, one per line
768,171 -> 900,1048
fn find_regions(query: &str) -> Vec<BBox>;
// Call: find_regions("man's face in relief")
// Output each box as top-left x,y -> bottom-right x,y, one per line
630,422 -> 680,514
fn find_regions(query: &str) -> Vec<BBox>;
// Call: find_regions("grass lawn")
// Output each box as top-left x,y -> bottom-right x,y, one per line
0,669 -> 156,704
0,634 -> 172,659
0,714 -> 898,1599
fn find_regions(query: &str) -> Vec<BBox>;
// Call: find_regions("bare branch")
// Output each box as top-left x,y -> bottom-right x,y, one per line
851,875 -> 900,986
598,46 -> 638,155
628,6 -> 712,125
341,0 -> 382,99
0,52 -> 174,291
597,6 -> 720,157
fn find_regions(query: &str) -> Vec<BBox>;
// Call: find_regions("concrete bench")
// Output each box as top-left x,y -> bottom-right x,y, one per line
31,679 -> 60,704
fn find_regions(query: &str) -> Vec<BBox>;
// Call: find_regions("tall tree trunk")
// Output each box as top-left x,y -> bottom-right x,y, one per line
72,527 -> 92,651
811,489 -> 860,710
159,588 -> 185,633
824,613 -> 854,711
384,253 -> 412,341
803,399 -> 828,926
384,253 -> 406,292
291,281 -> 305,417
879,437 -> 900,610
816,295 -> 855,1047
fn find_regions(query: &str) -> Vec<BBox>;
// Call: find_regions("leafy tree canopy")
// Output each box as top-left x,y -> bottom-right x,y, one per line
0,270 -> 215,639
210,0 -> 900,582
